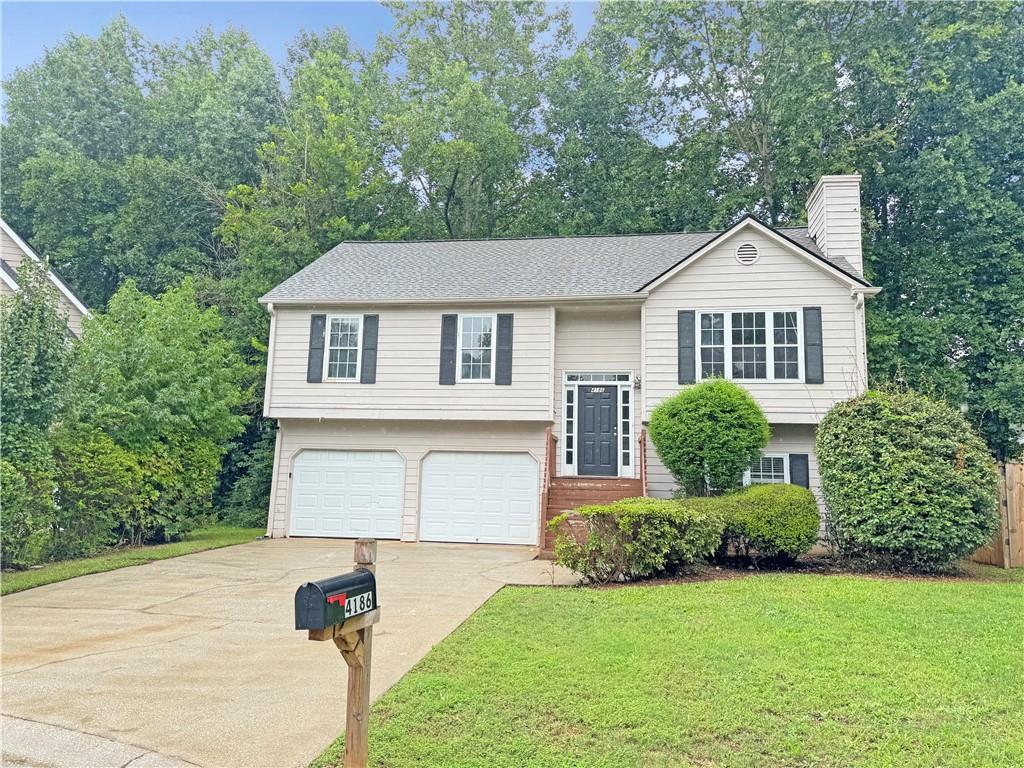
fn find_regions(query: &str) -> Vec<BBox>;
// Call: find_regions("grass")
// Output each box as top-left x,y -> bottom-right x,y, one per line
0,525 -> 263,595
314,572 -> 1024,768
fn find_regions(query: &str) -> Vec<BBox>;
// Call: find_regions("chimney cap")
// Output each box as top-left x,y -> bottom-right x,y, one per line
810,173 -> 861,201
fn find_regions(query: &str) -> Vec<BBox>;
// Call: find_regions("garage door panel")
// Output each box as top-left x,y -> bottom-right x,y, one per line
420,452 -> 538,545
289,450 -> 404,539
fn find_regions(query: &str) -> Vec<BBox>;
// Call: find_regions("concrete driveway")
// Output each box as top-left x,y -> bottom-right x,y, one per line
1,538 -> 572,768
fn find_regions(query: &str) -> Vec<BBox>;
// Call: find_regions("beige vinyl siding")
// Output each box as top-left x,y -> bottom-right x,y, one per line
1,228 -> 86,337
267,304 -> 554,421
643,229 -> 867,424
647,423 -> 826,530
552,306 -> 642,475
269,418 -> 547,540
0,279 -> 15,298
807,176 -> 863,275
1,228 -> 26,270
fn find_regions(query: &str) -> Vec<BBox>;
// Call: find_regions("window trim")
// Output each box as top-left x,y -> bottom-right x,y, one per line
323,314 -> 363,382
744,453 -> 790,485
696,309 -> 805,383
455,313 -> 498,383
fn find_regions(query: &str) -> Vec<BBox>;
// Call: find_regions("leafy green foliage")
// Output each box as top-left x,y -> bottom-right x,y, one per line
50,423 -> 151,559
70,279 -> 248,542
817,390 -> 999,572
0,261 -> 73,567
649,379 -> 770,496
549,497 -> 724,583
718,484 -> 820,564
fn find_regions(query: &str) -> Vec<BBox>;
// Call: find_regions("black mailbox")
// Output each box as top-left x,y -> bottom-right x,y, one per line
295,569 -> 378,630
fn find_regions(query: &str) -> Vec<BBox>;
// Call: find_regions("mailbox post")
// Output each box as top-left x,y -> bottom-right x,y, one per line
295,538 -> 380,768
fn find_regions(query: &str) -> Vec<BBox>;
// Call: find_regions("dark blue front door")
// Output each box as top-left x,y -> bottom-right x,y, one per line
578,385 -> 617,476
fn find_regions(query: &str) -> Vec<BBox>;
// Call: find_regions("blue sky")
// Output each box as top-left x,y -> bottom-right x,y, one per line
1,1 -> 596,80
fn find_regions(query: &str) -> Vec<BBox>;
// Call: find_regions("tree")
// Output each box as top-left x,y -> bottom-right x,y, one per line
0,260 -> 73,566
70,279 -> 248,541
383,1 -> 571,238
4,17 -> 283,307
648,379 -> 770,497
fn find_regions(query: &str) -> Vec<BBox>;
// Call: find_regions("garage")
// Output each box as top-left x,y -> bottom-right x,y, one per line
419,451 -> 539,545
289,450 -> 404,538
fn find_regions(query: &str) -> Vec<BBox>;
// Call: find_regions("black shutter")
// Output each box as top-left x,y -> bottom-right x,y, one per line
790,454 -> 810,488
678,310 -> 696,384
495,313 -> 513,385
803,306 -> 823,384
360,314 -> 379,384
439,314 -> 458,385
307,314 -> 326,383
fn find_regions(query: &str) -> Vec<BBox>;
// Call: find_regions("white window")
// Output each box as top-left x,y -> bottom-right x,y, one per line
731,311 -> 767,379
700,313 -> 726,378
698,310 -> 802,382
457,315 -> 494,381
772,311 -> 800,380
325,315 -> 362,380
746,454 -> 789,485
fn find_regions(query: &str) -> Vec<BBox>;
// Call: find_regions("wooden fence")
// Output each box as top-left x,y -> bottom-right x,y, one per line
973,462 -> 1024,568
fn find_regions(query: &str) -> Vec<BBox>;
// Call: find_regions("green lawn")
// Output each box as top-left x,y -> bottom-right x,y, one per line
314,573 -> 1023,768
0,525 -> 263,595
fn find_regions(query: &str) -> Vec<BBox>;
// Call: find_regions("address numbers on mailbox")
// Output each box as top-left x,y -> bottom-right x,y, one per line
295,569 -> 378,631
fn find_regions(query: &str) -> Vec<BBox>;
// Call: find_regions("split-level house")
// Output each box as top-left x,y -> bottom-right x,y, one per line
1,218 -> 89,337
261,174 -> 879,552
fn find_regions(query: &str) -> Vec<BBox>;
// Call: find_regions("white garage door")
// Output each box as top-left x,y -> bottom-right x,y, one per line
289,450 -> 404,539
420,452 -> 538,545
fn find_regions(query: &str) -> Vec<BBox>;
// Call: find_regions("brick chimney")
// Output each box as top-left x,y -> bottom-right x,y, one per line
806,174 -> 863,276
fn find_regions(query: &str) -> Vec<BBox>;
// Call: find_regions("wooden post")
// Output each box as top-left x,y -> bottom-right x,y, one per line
334,538 -> 376,768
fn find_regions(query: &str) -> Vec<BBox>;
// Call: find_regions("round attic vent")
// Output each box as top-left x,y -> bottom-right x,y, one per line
736,242 -> 760,265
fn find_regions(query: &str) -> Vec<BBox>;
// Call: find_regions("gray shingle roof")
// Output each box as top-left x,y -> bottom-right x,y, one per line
261,220 -> 867,303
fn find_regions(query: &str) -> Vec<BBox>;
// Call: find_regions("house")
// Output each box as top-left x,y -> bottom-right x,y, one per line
0,218 -> 89,337
260,174 -> 879,551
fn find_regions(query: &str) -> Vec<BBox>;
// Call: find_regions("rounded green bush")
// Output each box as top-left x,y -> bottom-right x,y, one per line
817,390 -> 998,571
720,484 -> 820,563
549,497 -> 724,583
649,378 -> 769,496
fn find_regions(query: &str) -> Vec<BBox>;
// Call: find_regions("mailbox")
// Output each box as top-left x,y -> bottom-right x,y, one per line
295,569 -> 378,630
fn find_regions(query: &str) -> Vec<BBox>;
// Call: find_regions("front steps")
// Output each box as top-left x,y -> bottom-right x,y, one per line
542,476 -> 643,557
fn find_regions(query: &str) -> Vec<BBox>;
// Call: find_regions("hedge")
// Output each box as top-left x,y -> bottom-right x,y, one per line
817,389 -> 998,571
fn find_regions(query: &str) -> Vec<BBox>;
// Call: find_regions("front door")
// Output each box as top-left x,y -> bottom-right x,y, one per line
578,385 -> 618,476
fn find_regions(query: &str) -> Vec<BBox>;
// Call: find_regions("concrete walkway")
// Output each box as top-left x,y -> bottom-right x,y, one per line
1,539 -> 575,768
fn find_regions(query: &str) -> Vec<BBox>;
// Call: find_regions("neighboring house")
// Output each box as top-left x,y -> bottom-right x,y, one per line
261,174 -> 879,551
0,218 -> 89,337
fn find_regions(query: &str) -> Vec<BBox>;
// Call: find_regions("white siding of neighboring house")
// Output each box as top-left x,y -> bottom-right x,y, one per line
0,228 -> 86,337
0,228 -> 27,270
642,227 -> 868,424
266,304 -> 555,422
268,418 -> 547,540
552,305 -> 642,476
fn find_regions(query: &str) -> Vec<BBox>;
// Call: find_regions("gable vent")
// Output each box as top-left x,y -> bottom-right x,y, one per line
736,242 -> 760,265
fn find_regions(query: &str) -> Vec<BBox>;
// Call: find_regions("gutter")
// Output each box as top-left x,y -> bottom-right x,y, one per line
257,293 -> 650,307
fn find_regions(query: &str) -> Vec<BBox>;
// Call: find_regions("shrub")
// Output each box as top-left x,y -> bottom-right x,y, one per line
51,424 -> 151,559
0,458 -> 54,569
817,390 -> 998,571
719,484 -> 820,564
649,379 -> 769,496
549,497 -> 724,583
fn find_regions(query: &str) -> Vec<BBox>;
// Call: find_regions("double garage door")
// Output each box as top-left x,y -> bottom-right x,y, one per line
289,450 -> 538,545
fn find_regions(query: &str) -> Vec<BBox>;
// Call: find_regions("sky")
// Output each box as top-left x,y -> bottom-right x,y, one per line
1,1 -> 597,81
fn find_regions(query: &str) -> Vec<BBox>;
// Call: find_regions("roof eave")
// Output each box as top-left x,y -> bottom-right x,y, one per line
259,292 -> 650,307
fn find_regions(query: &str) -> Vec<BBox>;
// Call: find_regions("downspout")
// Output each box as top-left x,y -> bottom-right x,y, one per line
263,303 -> 279,537
851,290 -> 867,391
